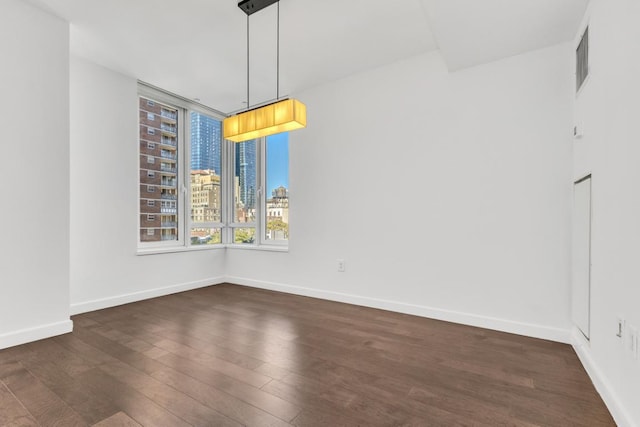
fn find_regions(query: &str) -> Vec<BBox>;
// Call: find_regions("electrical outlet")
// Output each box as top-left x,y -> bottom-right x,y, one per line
337,259 -> 345,272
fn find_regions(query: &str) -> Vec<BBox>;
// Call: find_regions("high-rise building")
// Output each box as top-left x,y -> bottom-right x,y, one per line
139,97 -> 179,242
190,113 -> 221,173
235,140 -> 256,212
190,170 -> 221,223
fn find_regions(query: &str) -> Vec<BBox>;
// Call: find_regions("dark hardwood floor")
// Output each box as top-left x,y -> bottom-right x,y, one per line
0,284 -> 614,426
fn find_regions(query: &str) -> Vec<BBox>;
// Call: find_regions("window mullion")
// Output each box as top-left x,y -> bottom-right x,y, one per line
223,139 -> 234,244
258,138 -> 266,245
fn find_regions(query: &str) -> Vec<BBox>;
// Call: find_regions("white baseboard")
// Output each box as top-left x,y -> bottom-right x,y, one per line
571,328 -> 636,427
70,276 -> 225,315
0,319 -> 73,350
224,276 -> 572,344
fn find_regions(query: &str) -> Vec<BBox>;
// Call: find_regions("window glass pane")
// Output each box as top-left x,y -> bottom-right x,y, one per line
190,112 -> 222,223
234,228 -> 256,244
139,97 -> 179,243
265,133 -> 289,241
191,228 -> 222,245
234,140 -> 257,223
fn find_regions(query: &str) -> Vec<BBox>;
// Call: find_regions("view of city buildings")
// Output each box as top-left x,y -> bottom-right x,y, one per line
139,97 -> 179,242
266,186 -> 289,240
190,113 -> 221,172
235,141 -> 256,218
139,98 -> 288,245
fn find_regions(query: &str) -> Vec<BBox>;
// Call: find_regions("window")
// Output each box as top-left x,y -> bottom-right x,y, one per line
264,133 -> 289,243
139,93 -> 180,246
576,26 -> 589,92
231,139 -> 257,244
139,85 -> 226,251
228,133 -> 289,247
138,84 -> 289,252
189,111 -> 223,246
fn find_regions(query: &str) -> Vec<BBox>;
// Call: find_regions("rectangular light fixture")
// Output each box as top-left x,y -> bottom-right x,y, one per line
223,98 -> 307,143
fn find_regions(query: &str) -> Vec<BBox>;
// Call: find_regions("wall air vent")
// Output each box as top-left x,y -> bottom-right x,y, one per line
576,26 -> 589,92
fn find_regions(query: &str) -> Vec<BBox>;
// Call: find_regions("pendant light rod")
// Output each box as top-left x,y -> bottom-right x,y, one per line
276,0 -> 280,101
247,14 -> 250,108
225,0 -> 307,143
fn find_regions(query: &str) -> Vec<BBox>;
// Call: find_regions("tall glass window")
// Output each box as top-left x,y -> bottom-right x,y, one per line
189,111 -> 223,246
264,133 -> 289,242
138,84 -> 291,252
139,97 -> 179,244
233,140 -> 257,243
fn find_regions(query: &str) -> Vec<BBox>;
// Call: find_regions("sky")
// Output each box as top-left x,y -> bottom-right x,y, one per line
266,132 -> 289,195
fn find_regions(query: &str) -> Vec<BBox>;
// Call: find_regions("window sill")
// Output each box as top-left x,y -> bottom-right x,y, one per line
226,244 -> 289,253
137,243 -> 288,256
137,244 -> 225,256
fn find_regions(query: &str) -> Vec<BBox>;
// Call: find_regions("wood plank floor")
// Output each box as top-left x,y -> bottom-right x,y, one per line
0,284 -> 614,426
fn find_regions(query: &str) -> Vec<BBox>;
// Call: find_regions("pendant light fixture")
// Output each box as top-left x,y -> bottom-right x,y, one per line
223,0 -> 307,143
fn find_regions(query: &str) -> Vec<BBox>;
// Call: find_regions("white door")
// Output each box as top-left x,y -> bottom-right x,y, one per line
572,176 -> 591,339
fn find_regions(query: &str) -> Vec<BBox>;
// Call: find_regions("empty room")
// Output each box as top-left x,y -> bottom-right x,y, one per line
1,0 -> 639,425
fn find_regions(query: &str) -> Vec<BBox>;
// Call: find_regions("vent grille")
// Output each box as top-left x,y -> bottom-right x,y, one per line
576,27 -> 589,92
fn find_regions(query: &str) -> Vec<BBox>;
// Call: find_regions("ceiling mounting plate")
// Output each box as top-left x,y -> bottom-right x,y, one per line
238,0 -> 279,16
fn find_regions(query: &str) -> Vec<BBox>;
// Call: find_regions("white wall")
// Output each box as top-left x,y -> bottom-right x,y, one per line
572,1 -> 640,425
226,44 -> 574,342
3,4 -> 634,423
0,0 -> 72,348
69,57 -> 226,314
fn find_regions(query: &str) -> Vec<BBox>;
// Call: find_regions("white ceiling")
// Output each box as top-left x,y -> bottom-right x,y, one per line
423,0 -> 589,71
26,0 -> 588,113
